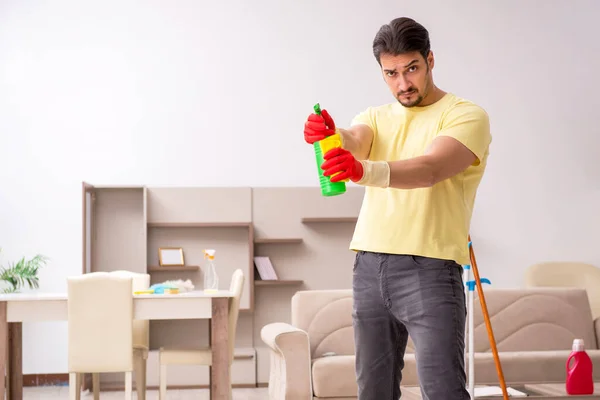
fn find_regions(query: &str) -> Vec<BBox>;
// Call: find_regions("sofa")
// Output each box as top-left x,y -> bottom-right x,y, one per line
261,287 -> 600,399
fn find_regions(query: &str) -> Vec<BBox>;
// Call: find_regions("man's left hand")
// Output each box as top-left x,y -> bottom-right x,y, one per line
321,147 -> 364,183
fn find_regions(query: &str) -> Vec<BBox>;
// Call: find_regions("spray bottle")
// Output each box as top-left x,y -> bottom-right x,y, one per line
312,103 -> 347,197
203,249 -> 219,293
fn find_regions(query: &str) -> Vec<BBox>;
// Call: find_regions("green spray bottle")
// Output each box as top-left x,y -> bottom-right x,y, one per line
312,103 -> 347,197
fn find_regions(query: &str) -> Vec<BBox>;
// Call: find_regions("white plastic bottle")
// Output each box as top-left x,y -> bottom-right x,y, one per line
203,249 -> 219,293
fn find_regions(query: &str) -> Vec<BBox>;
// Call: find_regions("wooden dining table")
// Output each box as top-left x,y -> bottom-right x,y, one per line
0,290 -> 233,400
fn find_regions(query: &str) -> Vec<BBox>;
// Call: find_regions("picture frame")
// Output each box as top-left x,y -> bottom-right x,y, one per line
158,247 -> 185,266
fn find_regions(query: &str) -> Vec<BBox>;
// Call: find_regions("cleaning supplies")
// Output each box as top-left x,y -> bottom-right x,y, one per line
566,338 -> 594,394
203,249 -> 219,293
146,284 -> 179,294
312,103 -> 347,197
133,279 -> 195,295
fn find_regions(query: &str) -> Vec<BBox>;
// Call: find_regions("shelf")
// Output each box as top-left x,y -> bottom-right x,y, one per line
254,280 -> 303,286
92,185 -> 145,189
254,238 -> 303,244
148,222 -> 251,228
148,265 -> 200,272
301,217 -> 357,223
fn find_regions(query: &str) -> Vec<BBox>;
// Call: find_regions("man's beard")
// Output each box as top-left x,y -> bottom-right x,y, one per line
397,70 -> 431,107
396,91 -> 424,107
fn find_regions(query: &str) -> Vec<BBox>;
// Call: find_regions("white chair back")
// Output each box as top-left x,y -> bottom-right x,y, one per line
228,269 -> 244,364
110,270 -> 151,348
68,272 -> 134,373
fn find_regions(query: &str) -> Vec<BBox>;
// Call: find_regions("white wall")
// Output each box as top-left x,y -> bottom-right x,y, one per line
1,0 -> 599,374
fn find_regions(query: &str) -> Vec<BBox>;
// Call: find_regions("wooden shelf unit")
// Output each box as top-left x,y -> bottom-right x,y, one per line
147,265 -> 200,272
253,238 -> 303,244
254,280 -> 303,286
148,222 -> 251,228
301,217 -> 358,223
82,183 -> 365,387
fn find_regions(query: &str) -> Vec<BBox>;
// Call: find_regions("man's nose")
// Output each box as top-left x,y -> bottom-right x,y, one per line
396,77 -> 412,92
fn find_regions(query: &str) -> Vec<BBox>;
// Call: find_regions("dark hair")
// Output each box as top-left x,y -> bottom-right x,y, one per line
372,17 -> 431,64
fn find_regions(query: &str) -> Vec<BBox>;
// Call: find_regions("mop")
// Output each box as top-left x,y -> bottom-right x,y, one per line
464,236 -> 509,400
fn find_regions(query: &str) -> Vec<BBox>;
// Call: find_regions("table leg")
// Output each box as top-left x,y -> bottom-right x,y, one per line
8,323 -> 22,400
0,302 -> 7,400
210,298 -> 229,400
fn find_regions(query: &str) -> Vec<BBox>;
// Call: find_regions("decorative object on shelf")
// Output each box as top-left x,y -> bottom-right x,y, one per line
158,247 -> 185,266
0,248 -> 48,293
254,256 -> 278,280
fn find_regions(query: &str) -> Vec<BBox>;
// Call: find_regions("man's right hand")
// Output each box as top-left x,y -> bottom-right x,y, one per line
304,109 -> 336,144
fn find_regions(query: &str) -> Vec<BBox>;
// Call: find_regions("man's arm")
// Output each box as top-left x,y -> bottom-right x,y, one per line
338,124 -> 374,161
349,105 -> 491,189
385,136 -> 477,189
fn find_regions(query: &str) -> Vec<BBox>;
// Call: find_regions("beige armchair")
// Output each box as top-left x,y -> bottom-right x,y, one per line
158,269 -> 245,399
524,261 -> 600,318
67,272 -> 134,400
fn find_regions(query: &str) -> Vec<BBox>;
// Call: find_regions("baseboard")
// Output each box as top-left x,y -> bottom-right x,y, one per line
23,374 -> 259,390
100,382 -> 258,391
24,374 -> 68,387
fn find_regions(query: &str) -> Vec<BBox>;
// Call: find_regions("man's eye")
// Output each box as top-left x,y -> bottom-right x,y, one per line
408,66 -> 417,72
386,71 -> 396,77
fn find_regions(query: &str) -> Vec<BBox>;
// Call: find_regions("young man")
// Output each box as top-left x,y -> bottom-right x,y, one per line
303,17 -> 491,400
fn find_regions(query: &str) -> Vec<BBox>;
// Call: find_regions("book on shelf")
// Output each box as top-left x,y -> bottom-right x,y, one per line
254,256 -> 278,280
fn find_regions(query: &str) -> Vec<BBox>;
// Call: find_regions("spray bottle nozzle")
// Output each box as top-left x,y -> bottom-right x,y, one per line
204,249 -> 216,259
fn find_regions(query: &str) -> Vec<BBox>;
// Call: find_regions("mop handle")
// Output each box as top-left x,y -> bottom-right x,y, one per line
468,235 -> 509,400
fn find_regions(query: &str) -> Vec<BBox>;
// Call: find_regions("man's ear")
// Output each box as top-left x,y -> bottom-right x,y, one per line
427,51 -> 434,70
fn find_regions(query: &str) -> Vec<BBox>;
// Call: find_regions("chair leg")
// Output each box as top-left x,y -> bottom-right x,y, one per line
134,354 -> 147,400
159,364 -> 167,400
76,374 -> 82,400
124,371 -> 132,400
69,373 -> 78,400
92,373 -> 100,400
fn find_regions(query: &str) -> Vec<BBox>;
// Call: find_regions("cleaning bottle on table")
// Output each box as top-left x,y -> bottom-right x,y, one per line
312,103 -> 347,197
566,338 -> 594,394
203,249 -> 219,293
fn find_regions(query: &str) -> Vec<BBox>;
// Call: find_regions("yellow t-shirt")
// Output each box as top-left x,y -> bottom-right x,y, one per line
349,92 -> 491,266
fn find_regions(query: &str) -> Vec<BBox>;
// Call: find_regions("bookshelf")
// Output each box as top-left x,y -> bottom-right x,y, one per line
82,183 -> 364,387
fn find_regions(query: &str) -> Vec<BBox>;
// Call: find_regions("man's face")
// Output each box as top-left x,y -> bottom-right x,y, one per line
380,51 -> 433,107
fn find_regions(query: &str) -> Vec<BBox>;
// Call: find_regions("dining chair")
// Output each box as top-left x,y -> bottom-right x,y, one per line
68,272 -> 134,400
158,269 -> 245,400
108,270 -> 150,400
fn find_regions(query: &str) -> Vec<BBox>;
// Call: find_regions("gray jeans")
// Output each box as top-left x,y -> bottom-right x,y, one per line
352,250 -> 469,400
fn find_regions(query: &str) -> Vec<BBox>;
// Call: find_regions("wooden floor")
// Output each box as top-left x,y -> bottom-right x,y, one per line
22,386 -> 269,399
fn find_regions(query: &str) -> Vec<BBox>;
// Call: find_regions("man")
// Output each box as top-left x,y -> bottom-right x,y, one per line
303,17 -> 491,400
